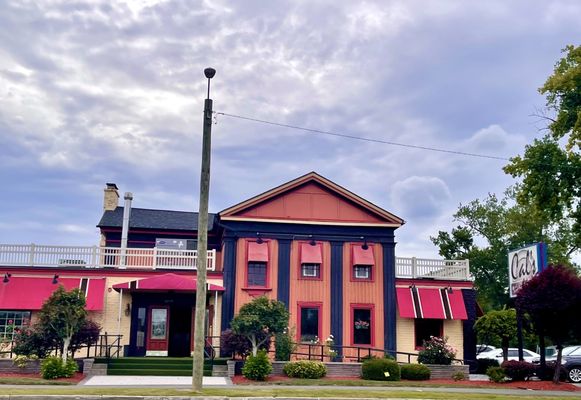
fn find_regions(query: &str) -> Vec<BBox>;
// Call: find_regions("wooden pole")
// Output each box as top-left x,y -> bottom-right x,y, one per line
192,69 -> 215,391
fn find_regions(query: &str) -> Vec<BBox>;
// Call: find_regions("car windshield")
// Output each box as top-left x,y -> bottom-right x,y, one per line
563,346 -> 581,356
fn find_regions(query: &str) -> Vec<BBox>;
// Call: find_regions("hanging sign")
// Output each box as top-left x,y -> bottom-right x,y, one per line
508,242 -> 547,298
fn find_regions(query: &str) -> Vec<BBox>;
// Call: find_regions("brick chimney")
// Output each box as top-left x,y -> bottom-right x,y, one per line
103,183 -> 119,211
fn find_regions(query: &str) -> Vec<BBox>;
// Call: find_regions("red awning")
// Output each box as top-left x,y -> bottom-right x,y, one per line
300,243 -> 323,264
0,276 -> 105,310
395,286 -> 468,320
112,273 -> 225,292
353,245 -> 375,265
248,241 -> 269,262
446,289 -> 468,320
396,287 -> 416,318
418,288 -> 446,319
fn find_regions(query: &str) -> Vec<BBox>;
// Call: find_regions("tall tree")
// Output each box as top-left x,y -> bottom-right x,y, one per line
474,308 -> 517,362
516,265 -> 581,383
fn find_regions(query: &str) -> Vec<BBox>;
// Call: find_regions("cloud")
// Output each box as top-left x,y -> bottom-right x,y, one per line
390,176 -> 452,220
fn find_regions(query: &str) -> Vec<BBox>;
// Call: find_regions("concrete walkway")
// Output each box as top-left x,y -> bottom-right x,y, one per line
81,375 -> 230,386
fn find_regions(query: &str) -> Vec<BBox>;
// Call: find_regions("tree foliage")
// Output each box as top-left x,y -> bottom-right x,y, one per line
474,309 -> 517,362
230,296 -> 289,356
516,265 -> 581,383
38,286 -> 87,361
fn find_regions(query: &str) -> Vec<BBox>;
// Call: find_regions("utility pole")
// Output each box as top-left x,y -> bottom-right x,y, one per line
192,67 -> 216,392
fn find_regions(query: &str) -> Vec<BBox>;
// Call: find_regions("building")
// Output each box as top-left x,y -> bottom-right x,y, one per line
0,172 -> 476,362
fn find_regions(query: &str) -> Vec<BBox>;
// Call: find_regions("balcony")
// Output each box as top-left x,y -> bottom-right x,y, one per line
0,244 -> 216,271
395,257 -> 470,281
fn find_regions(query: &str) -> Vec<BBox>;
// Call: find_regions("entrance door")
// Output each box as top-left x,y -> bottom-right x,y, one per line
168,305 -> 192,357
146,306 -> 169,356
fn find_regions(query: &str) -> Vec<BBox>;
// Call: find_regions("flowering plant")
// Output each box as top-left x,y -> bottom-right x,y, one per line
324,334 -> 337,358
417,336 -> 457,365
354,320 -> 370,329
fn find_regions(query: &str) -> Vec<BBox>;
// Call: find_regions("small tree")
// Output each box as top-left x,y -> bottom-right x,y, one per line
69,320 -> 101,357
516,265 -> 581,383
474,308 -> 517,362
38,286 -> 87,361
230,296 -> 289,356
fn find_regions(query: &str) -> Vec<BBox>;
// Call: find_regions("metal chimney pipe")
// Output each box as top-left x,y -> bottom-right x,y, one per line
120,192 -> 133,267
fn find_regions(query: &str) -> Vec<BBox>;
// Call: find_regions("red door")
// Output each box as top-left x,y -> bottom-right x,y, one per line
146,306 -> 170,356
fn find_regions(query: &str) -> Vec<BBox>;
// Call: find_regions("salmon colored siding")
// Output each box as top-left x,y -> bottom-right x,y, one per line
342,243 -> 384,355
214,249 -> 223,272
234,239 -> 278,313
237,183 -> 386,224
288,241 -> 331,342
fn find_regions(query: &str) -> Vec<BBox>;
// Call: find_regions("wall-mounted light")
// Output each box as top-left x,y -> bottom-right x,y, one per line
256,232 -> 264,244
361,237 -> 369,250
2,273 -> 10,284
52,274 -> 59,285
446,286 -> 454,294
309,235 -> 317,246
125,303 -> 131,316
409,284 -> 416,289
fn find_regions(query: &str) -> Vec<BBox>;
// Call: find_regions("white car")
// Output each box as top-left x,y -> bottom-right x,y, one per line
476,344 -> 496,354
477,348 -> 541,363
547,345 -> 581,362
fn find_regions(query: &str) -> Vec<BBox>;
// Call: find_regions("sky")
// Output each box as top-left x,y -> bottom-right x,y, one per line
1,0 -> 580,259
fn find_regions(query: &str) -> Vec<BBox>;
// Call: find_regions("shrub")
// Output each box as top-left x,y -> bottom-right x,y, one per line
40,356 -> 78,379
12,327 -> 54,358
221,329 -> 270,359
476,358 -> 500,374
452,371 -> 466,381
417,336 -> 456,365
501,360 -> 536,381
283,360 -> 327,379
361,358 -> 401,381
12,354 -> 38,369
69,320 -> 101,356
275,329 -> 296,361
242,349 -> 272,381
486,366 -> 506,383
400,363 -> 431,380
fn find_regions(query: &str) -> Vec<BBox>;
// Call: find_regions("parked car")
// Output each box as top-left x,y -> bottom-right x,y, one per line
563,355 -> 581,383
476,344 -> 496,354
476,348 -> 541,363
546,345 -> 581,362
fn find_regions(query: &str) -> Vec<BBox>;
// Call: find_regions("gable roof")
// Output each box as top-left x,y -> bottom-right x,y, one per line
97,207 -> 215,231
220,172 -> 404,226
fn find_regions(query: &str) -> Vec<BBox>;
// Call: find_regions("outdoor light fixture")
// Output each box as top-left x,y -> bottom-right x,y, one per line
125,303 -> 131,317
256,233 -> 264,244
409,284 -> 416,289
2,273 -> 10,283
361,237 -> 369,250
309,235 -> 317,246
52,274 -> 59,284
447,286 -> 454,294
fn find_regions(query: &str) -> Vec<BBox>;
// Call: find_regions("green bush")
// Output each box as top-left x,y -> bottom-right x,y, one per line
40,357 -> 77,379
283,360 -> 327,379
242,350 -> 272,381
361,358 -> 401,381
501,360 -> 536,381
452,371 -> 466,381
486,366 -> 506,383
476,358 -> 500,374
275,330 -> 296,361
400,363 -> 431,380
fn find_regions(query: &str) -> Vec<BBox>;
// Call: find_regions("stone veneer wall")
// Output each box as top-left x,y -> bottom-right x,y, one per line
0,359 -> 41,374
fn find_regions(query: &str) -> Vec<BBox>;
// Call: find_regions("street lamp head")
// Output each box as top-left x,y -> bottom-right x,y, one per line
204,68 -> 216,79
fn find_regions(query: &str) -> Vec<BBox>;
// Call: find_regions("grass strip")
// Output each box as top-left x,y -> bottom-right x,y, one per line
0,377 -> 75,385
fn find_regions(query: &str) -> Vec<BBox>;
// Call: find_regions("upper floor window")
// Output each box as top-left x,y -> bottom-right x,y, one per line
352,244 -> 375,281
247,241 -> 269,287
0,311 -> 30,340
299,242 -> 323,279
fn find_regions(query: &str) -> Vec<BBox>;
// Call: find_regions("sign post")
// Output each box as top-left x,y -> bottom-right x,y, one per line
508,243 -> 547,361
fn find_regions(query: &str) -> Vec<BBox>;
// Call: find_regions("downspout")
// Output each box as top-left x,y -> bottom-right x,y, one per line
120,192 -> 133,268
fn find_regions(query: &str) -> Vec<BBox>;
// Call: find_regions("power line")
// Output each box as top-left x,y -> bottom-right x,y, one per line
214,111 -> 511,161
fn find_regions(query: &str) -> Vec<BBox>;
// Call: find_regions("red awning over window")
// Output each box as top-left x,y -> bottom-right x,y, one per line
395,286 -> 468,320
353,245 -> 374,265
418,288 -> 446,319
396,287 -> 416,318
248,241 -> 269,262
112,273 -> 225,292
0,277 -> 105,310
300,243 -> 323,264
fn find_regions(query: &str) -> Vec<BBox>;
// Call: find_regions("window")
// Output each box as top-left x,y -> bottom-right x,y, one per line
353,307 -> 373,345
0,311 -> 31,340
247,262 -> 267,287
414,319 -> 443,348
299,305 -> 320,342
353,265 -> 372,280
301,263 -> 320,278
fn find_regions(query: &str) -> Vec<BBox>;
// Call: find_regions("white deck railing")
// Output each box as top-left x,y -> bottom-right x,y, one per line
0,244 -> 215,271
395,257 -> 470,281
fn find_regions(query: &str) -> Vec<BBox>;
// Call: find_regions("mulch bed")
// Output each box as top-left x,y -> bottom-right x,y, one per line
231,375 -> 580,391
0,372 -> 85,383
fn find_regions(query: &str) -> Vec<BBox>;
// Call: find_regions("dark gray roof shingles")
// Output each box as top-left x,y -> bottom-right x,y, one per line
97,207 -> 215,231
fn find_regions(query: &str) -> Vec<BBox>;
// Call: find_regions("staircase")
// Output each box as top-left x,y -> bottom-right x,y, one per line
94,357 -> 228,377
